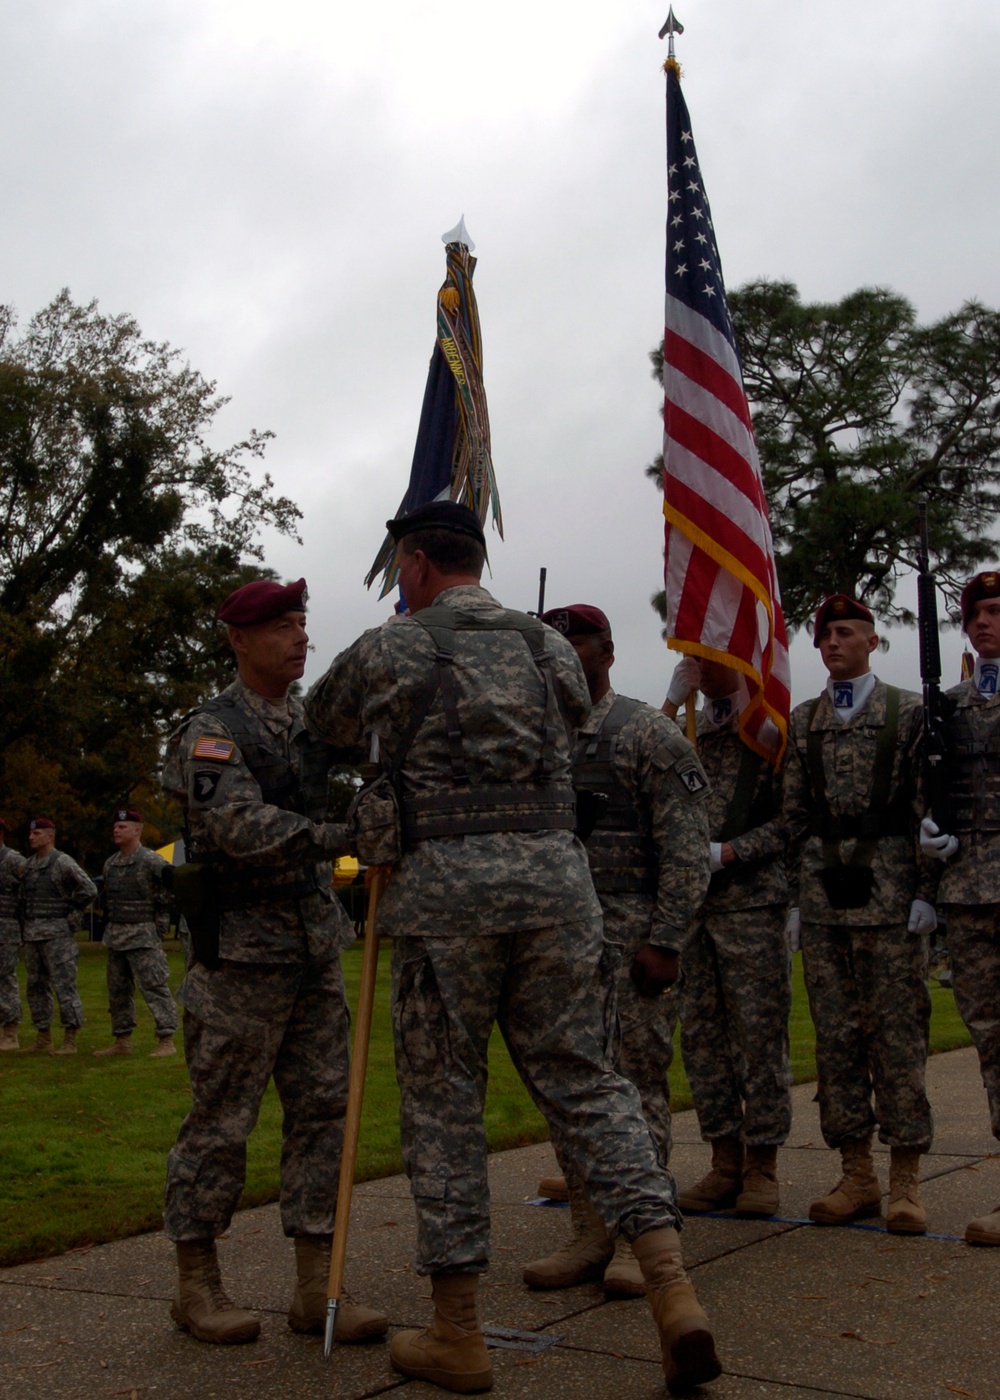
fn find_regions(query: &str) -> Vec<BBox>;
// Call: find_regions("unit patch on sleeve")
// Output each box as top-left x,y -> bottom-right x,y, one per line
193,769 -> 224,805
193,736 -> 236,762
677,765 -> 708,795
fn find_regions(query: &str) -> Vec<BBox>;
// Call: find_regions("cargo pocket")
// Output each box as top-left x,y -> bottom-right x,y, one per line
392,950 -> 451,1077
598,939 -> 624,1065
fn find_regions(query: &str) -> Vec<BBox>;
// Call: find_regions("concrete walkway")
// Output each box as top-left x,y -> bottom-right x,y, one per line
2,1046 -> 998,1399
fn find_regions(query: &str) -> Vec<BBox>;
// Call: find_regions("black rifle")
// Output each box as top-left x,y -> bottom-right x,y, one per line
916,499 -> 953,827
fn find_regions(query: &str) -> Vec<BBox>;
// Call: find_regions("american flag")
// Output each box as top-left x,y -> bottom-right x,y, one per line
661,59 -> 790,763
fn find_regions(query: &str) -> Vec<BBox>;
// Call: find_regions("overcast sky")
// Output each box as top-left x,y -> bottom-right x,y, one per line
3,0 -> 998,708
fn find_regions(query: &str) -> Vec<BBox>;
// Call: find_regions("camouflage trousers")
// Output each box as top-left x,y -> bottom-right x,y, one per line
105,945 -> 178,1038
679,904 -> 792,1146
945,904 -> 1000,1140
24,936 -> 84,1031
392,918 -> 681,1277
801,920 -> 932,1149
164,954 -> 349,1242
0,933 -> 21,1025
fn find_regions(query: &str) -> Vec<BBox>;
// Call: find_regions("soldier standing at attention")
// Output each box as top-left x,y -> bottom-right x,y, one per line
93,808 -> 178,1059
522,604 -> 710,1297
21,817 -> 96,1055
306,502 -> 722,1397
784,594 -> 936,1233
919,570 -> 1000,1244
161,577 -> 387,1349
0,819 -> 26,1052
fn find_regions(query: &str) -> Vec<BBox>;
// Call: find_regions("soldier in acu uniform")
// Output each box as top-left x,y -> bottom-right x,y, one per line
0,819 -> 26,1051
21,817 -> 96,1055
784,594 -> 936,1234
161,577 -> 386,1349
93,808 -> 178,1059
919,570 -> 1000,1244
306,503 -> 722,1397
664,657 -> 792,1219
522,604 -> 710,1298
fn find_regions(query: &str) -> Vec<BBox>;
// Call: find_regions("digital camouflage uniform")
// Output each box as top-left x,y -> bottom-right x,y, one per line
305,585 -> 686,1276
935,676 -> 1000,1139
0,845 -> 26,1026
572,687 -> 710,1166
101,844 -> 178,1039
679,705 -> 792,1147
161,676 -> 354,1243
21,848 -> 96,1032
784,680 -> 934,1149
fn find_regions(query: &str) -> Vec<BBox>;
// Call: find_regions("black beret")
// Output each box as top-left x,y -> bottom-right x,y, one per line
386,501 -> 486,546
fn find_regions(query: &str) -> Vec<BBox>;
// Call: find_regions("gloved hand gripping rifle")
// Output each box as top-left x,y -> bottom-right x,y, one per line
916,499 -> 954,828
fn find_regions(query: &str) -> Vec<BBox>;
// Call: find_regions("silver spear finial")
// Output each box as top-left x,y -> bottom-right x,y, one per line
658,7 -> 684,60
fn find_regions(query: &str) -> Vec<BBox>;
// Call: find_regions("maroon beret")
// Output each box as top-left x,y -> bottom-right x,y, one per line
960,570 -> 1000,629
217,578 -> 307,625
542,604 -> 611,638
29,817 -> 55,831
386,500 -> 486,546
113,808 -> 143,824
812,594 -> 875,647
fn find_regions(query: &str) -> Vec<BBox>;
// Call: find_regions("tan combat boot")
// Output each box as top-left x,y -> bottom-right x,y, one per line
170,1240 -> 261,1344
93,1034 -> 132,1057
287,1234 -> 387,1343
150,1036 -> 177,1058
390,1271 -> 493,1393
522,1179 -> 612,1288
735,1145 -> 780,1218
28,1028 -> 53,1054
965,1204 -> 1000,1245
632,1227 -> 722,1394
50,1028 -> 78,1056
537,1173 -> 568,1201
677,1136 -> 743,1212
602,1236 -> 646,1298
0,1024 -> 19,1051
886,1147 -> 927,1234
809,1137 -> 882,1225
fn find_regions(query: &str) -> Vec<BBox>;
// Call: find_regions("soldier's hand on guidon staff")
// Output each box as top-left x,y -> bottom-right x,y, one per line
664,656 -> 702,708
630,944 -> 680,998
919,816 -> 959,862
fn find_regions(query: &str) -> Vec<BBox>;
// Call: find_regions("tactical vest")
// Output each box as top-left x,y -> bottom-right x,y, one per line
394,605 -> 577,845
104,853 -> 158,924
190,695 -> 338,909
945,702 -> 1000,833
22,855 -> 71,923
573,694 -> 656,896
0,848 -> 20,920
805,686 -> 911,844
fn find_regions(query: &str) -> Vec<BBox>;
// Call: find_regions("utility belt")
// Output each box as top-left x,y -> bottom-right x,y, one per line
402,784 -> 575,843
172,859 -> 323,970
809,809 -> 911,842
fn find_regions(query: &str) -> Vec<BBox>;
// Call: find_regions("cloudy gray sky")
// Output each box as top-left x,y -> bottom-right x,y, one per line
3,0 -> 998,708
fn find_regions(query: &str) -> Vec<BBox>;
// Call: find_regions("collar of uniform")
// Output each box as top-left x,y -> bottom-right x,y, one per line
810,675 -> 885,730
579,687 -> 617,736
428,583 -> 500,612
232,675 -> 297,733
702,690 -> 741,728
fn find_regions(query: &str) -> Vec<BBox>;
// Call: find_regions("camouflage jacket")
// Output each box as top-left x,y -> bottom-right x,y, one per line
578,688 -> 710,950
162,676 -> 353,962
21,848 -> 97,942
0,844 -> 26,939
934,678 -> 1000,906
101,844 -> 172,951
695,709 -> 787,912
783,679 -> 934,925
304,584 -> 601,937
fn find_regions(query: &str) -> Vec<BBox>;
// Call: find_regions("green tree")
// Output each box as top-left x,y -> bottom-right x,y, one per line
648,281 -> 1000,631
0,290 -> 301,864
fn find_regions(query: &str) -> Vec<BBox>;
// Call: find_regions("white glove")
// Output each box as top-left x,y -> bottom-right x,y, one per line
907,898 -> 938,936
784,907 -> 801,954
665,655 -> 701,706
919,816 -> 959,862
709,842 -> 725,874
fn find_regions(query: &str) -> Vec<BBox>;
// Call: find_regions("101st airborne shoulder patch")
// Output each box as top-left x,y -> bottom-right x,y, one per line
193,736 -> 236,762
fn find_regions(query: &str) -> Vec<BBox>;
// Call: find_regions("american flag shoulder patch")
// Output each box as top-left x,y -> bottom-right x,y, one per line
193,736 -> 236,762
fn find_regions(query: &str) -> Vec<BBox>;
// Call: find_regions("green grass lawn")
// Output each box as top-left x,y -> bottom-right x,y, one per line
0,939 -> 972,1267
